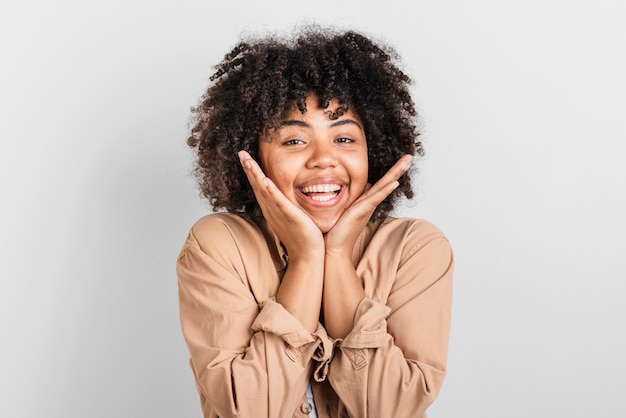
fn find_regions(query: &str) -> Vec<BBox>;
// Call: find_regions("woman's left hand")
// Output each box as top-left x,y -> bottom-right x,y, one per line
321,154 -> 413,338
324,154 -> 413,257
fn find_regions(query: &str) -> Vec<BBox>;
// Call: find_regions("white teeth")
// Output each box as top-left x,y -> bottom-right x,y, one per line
310,194 -> 335,202
300,184 -> 341,194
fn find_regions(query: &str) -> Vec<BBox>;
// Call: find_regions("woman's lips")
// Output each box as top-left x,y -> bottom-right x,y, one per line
299,183 -> 341,201
297,183 -> 345,204
300,184 -> 342,194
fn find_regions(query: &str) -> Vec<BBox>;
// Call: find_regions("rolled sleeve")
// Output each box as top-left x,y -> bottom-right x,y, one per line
340,298 -> 392,349
252,299 -> 318,348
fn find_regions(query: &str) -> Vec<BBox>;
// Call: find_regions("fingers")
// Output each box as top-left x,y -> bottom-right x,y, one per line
374,154 -> 412,190
238,150 -> 266,188
360,154 -> 412,204
238,150 -> 285,207
239,150 -> 273,194
325,155 -> 413,253
238,150 -> 323,253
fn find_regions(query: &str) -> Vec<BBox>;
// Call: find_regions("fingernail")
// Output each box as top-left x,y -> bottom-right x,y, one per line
238,151 -> 251,169
402,157 -> 412,171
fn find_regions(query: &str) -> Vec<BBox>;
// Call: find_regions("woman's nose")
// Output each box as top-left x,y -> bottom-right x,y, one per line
306,140 -> 338,169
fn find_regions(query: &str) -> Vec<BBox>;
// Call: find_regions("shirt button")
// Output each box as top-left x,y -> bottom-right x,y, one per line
301,402 -> 312,414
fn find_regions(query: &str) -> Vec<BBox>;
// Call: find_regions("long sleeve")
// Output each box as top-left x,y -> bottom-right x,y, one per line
326,219 -> 454,418
177,213 -> 332,418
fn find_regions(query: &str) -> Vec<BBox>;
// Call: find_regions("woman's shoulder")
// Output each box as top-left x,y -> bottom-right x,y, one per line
185,212 -> 262,250
191,211 -> 253,231
378,216 -> 449,243
179,212 -> 283,280
374,216 -> 453,275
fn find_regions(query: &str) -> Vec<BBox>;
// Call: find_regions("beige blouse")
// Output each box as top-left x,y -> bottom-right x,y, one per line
177,212 -> 453,418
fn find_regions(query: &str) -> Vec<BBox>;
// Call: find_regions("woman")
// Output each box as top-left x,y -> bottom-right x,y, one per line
177,24 -> 453,418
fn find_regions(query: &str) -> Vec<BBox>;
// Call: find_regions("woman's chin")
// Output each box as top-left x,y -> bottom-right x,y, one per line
312,216 -> 340,234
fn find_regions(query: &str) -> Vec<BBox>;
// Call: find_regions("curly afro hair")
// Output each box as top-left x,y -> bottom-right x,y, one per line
187,24 -> 423,220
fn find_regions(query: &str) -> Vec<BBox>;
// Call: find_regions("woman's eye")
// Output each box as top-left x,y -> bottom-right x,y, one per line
335,137 -> 354,143
283,139 -> 304,145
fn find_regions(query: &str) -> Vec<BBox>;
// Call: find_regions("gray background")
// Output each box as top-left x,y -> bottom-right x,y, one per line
1,0 -> 625,417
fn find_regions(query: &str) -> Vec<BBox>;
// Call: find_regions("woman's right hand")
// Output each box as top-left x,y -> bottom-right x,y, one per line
239,150 -> 325,332
238,150 -> 325,260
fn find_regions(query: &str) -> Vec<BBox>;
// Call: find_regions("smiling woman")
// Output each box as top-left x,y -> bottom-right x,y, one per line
177,24 -> 453,418
257,95 -> 371,234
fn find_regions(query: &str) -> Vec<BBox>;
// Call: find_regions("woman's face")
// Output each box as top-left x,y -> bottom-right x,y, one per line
259,95 -> 369,233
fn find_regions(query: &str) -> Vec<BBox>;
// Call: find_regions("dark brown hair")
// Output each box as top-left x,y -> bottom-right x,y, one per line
187,24 -> 423,220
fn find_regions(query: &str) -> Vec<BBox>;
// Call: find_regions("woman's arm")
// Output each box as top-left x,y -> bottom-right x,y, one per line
326,224 -> 453,418
177,215 -> 331,417
239,150 -> 325,333
322,154 -> 413,339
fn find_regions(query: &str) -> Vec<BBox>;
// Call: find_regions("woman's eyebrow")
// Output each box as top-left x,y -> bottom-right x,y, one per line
278,120 -> 309,128
277,118 -> 362,129
330,119 -> 362,130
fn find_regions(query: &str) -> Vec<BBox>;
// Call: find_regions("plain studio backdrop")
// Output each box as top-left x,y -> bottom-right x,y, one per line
1,1 -> 625,417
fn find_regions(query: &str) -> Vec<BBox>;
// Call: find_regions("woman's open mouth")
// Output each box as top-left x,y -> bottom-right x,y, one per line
298,183 -> 343,202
